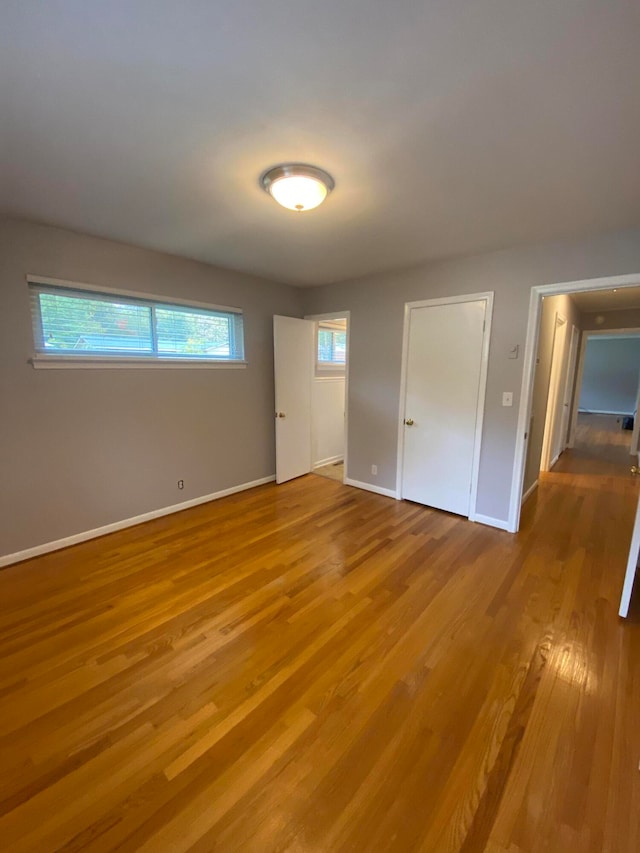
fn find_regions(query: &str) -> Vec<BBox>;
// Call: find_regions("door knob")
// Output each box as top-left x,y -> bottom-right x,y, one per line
404,418 -> 414,426
631,465 -> 639,476
277,412 -> 286,418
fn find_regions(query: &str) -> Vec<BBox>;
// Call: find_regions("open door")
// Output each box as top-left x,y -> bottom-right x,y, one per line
541,313 -> 567,471
559,324 -> 580,453
620,456 -> 640,617
274,315 -> 314,484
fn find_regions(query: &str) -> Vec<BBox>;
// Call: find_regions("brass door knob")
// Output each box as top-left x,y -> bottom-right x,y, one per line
404,418 -> 414,426
277,412 -> 286,418
631,465 -> 639,476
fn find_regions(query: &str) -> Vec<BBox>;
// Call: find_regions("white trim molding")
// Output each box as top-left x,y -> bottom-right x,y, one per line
344,477 -> 398,499
522,480 -> 538,505
509,272 -> 640,534
30,356 -> 247,370
0,476 -> 275,569
579,408 -> 634,416
396,291 -> 494,522
472,514 -> 511,532
313,455 -> 344,469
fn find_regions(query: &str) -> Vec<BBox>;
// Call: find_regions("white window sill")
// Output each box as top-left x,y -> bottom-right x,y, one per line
29,356 -> 247,370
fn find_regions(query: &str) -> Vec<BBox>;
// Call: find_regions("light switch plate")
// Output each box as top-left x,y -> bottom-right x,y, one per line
502,392 -> 513,407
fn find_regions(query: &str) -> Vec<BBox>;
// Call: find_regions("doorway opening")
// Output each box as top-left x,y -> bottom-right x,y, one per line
521,289 -> 640,507
272,312 -> 349,486
512,275 -> 640,618
307,315 -> 348,485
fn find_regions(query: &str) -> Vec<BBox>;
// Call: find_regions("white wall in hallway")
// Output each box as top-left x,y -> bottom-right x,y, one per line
312,377 -> 345,467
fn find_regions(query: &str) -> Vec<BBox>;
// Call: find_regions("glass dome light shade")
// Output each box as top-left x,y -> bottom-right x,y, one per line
261,164 -> 334,212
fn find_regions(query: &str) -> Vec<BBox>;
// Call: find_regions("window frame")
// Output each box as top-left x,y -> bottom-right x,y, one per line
316,323 -> 347,371
27,275 -> 247,369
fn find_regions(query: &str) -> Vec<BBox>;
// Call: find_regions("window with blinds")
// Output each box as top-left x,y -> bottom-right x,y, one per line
28,281 -> 245,364
317,321 -> 347,366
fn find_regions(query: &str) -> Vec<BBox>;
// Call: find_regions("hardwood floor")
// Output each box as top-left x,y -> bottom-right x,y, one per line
564,413 -> 635,474
1,433 -> 639,851
313,461 -> 345,483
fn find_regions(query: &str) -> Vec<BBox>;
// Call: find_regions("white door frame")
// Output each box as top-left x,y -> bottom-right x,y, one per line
304,311 -> 351,482
396,291 -> 494,520
509,272 -> 640,533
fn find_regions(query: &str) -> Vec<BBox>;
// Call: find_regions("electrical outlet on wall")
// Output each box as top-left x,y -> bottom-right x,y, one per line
371,464 -> 378,476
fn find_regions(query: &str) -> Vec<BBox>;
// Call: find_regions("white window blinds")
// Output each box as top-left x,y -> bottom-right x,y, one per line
29,281 -> 245,362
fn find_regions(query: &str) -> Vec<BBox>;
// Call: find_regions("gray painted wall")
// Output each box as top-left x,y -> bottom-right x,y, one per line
0,219 -> 302,556
302,228 -> 640,523
579,338 -> 640,414
5,218 -> 640,554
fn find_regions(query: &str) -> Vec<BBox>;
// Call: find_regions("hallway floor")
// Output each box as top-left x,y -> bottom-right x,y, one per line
555,412 -> 635,476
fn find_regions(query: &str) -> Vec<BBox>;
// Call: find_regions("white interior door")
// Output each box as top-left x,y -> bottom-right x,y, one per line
401,299 -> 486,516
631,373 -> 640,456
558,324 -> 580,454
541,314 -> 567,471
620,457 -> 640,617
274,315 -> 314,484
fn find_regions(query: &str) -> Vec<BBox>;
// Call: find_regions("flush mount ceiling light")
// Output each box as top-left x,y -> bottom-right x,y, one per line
260,164 -> 335,212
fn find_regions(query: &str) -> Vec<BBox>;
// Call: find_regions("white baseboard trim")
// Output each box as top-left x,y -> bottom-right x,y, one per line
0,475 -> 276,569
579,409 -> 633,416
344,477 -> 398,499
313,455 -> 344,469
470,513 -> 511,532
521,480 -> 538,505
549,453 -> 560,469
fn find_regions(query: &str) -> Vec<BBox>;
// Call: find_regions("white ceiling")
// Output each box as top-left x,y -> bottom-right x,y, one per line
572,286 -> 640,313
2,1 -> 640,286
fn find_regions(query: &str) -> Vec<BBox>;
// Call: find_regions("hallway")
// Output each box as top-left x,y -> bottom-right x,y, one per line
522,412 -> 639,618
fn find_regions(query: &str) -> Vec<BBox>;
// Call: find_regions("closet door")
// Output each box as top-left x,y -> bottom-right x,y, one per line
401,299 -> 486,516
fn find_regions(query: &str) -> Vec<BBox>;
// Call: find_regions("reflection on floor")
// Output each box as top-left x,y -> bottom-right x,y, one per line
314,461 -> 344,482
552,412 -> 633,477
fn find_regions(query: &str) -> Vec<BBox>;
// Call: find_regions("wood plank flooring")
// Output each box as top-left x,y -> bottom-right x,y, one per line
1,423 -> 639,851
313,461 -> 345,483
